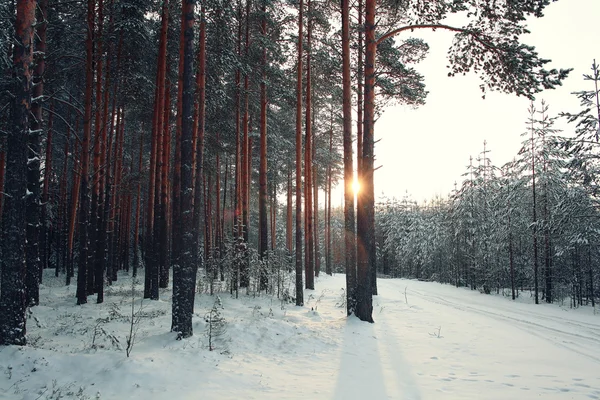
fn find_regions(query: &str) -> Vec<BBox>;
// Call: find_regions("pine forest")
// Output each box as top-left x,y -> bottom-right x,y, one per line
0,0 -> 599,398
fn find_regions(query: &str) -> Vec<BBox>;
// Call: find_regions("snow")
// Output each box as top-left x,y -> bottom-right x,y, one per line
1,271 -> 600,399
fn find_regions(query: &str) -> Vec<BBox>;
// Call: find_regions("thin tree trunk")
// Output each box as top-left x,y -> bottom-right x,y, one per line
67,118 -> 81,285
132,128 -> 144,277
192,5 -> 206,270
37,1 -> 50,279
0,135 -> 5,221
530,105 -> 539,305
304,0 -> 314,290
325,109 -> 333,276
357,0 -> 363,175
41,104 -> 54,276
294,0 -> 304,306
313,118 -> 320,278
57,117 -> 70,276
159,84 -> 171,289
286,169 -> 292,254
258,0 -> 269,292
341,0 -> 357,315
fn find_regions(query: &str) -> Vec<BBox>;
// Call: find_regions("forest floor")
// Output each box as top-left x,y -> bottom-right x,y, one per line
1,270 -> 600,399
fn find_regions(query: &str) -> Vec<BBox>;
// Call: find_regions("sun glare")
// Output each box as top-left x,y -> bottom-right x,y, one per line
352,178 -> 360,195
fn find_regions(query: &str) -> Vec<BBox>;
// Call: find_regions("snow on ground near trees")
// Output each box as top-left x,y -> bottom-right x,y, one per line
1,271 -> 600,399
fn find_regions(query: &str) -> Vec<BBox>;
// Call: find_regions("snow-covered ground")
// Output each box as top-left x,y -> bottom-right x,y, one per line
1,270 -> 600,399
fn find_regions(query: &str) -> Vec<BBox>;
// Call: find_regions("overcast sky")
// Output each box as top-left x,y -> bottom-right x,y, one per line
363,0 -> 600,204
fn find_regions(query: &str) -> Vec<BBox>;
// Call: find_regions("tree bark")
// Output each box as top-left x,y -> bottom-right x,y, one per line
67,118 -> 81,286
192,5 -> 207,269
258,0 -> 269,292
0,0 -> 36,345
341,0 -> 357,316
304,0 -> 314,290
76,0 -> 96,305
41,104 -> 54,277
159,84 -> 172,289
355,0 -> 375,322
26,0 -> 49,306
294,0 -> 304,306
37,0 -> 51,280
240,0 -> 252,288
171,0 -> 197,339
132,128 -> 144,277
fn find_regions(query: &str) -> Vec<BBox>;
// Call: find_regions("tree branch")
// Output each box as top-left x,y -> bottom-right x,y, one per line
376,24 -> 497,53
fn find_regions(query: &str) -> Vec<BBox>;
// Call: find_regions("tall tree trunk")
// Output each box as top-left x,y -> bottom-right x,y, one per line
67,118 -> 81,285
508,188 -> 516,301
258,0 -> 269,292
41,104 -> 54,276
193,5 -> 207,268
37,1 -> 50,279
76,0 -> 96,305
132,128 -> 144,277
159,84 -> 171,289
286,169 -> 292,254
341,0 -> 357,315
357,0 -> 363,175
304,0 -> 314,290
235,2 -> 242,243
216,132 -> 222,263
0,135 -> 5,221
57,118 -> 70,276
88,0 -> 106,297
294,0 -> 304,306
145,0 -> 168,298
239,0 -> 252,288
325,109 -> 333,276
0,0 -> 35,345
530,106 -> 539,305
26,0 -> 49,306
171,0 -> 197,339
172,0 -> 185,277
356,0 -> 375,322
313,118 -> 320,278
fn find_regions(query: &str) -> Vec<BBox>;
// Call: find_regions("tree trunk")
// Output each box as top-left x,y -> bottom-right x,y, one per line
132,128 -> 144,277
240,0 -> 252,289
193,5 -> 207,269
304,0 -> 314,290
357,0 -> 363,175
355,0 -> 375,322
313,128 -> 320,277
41,104 -> 54,277
37,0 -> 51,279
171,0 -> 197,339
57,118 -> 70,276
530,108 -> 539,305
145,0 -> 169,298
76,0 -> 96,305
159,84 -> 172,289
325,111 -> 333,276
0,135 -> 5,221
294,0 -> 304,306
341,0 -> 357,316
0,0 -> 35,345
258,0 -> 269,292
26,0 -> 49,306
67,118 -> 81,285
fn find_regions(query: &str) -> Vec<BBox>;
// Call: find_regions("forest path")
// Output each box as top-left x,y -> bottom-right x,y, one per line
379,278 -> 600,399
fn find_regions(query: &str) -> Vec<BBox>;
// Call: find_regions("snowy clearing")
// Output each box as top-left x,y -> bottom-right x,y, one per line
1,270 -> 599,399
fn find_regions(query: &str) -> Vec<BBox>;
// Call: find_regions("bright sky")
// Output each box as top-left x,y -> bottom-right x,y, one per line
367,0 -> 600,204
